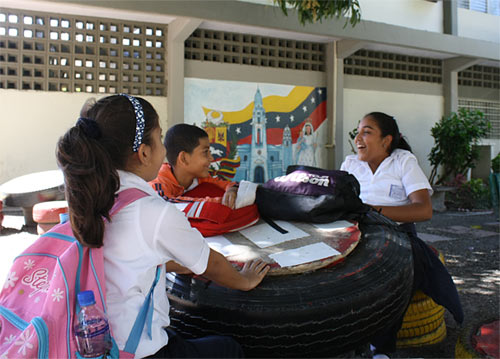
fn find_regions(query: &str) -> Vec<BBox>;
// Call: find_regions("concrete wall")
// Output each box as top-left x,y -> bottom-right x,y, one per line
354,0 -> 443,32
343,85 -> 442,177
458,8 -> 500,43
0,90 -> 167,184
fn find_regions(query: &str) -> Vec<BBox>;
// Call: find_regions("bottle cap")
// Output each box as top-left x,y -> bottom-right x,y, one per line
77,290 -> 96,307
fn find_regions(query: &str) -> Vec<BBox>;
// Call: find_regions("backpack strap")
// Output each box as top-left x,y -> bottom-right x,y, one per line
123,265 -> 162,354
112,188 -> 163,355
110,188 -> 150,215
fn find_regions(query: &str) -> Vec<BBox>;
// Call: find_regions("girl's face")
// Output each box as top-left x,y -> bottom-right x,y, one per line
304,124 -> 312,135
354,116 -> 392,172
145,126 -> 166,181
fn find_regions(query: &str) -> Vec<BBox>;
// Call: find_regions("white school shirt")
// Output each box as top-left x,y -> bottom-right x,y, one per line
103,170 -> 211,358
340,149 -> 433,206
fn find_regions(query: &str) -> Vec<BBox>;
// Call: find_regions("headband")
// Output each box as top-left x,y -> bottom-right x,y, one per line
119,93 -> 145,152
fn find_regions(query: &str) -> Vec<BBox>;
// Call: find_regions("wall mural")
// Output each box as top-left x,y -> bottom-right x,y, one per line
185,78 -> 327,183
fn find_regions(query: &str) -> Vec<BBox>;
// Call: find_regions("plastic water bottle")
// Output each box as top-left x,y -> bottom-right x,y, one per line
74,290 -> 112,358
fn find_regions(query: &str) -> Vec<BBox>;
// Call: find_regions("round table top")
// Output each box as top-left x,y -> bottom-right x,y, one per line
0,170 -> 65,207
0,170 -> 64,195
205,219 -> 361,276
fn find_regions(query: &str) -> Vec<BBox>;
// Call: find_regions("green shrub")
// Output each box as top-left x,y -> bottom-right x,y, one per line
428,109 -> 491,185
445,178 -> 491,210
492,152 -> 500,173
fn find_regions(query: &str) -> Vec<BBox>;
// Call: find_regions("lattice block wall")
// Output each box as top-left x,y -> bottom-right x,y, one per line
458,65 -> 500,89
459,99 -> 500,139
0,8 -> 167,96
344,50 -> 443,83
185,29 -> 326,72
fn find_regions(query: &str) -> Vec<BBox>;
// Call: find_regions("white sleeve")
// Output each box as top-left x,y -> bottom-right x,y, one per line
340,156 -> 353,172
139,198 -> 210,275
400,154 -> 433,197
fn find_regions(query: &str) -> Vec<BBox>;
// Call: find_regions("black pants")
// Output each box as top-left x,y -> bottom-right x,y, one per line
145,329 -> 244,359
371,223 -> 464,354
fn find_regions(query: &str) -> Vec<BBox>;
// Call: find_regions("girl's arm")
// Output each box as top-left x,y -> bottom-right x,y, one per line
202,249 -> 269,291
165,260 -> 193,274
371,188 -> 432,223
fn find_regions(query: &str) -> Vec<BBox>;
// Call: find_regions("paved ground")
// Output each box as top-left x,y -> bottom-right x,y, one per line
393,210 -> 499,359
1,208 -> 498,358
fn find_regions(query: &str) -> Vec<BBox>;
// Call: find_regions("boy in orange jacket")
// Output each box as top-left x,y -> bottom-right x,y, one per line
150,124 -> 240,208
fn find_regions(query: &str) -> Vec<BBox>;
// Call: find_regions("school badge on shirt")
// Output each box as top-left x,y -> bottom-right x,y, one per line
389,184 -> 405,200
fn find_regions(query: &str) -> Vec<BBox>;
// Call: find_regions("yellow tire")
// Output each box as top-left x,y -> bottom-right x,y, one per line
397,318 -> 447,348
397,306 -> 444,339
396,249 -> 447,347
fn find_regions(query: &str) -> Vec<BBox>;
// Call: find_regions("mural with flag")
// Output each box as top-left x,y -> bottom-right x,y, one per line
185,79 -> 327,183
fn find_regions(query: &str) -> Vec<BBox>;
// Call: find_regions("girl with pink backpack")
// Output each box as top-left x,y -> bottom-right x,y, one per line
0,94 -> 269,359
58,94 -> 269,358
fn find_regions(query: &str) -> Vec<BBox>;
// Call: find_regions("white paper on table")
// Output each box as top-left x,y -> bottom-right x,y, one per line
269,242 -> 340,267
173,203 -> 188,211
312,220 -> 353,231
239,220 -> 309,248
205,235 -> 240,256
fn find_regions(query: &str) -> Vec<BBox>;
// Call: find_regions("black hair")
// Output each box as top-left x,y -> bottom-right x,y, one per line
56,95 -> 159,247
364,112 -> 412,154
164,123 -> 208,166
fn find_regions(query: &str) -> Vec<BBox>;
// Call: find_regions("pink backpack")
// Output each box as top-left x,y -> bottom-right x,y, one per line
0,188 -> 157,359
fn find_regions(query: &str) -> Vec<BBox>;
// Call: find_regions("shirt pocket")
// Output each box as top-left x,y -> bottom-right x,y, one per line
388,183 -> 406,200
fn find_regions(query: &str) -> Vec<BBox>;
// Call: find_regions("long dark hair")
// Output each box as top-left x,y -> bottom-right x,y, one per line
365,112 -> 412,154
56,95 -> 159,247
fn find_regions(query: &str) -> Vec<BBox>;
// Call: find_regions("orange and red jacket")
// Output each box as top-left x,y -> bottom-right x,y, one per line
149,163 -> 236,203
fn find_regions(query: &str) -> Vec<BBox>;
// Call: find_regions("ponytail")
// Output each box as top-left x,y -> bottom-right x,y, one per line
56,95 -> 159,247
56,123 -> 119,247
365,112 -> 412,154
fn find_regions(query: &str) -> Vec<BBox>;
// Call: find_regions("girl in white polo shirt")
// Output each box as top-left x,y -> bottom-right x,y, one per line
56,94 -> 269,358
341,112 -> 463,359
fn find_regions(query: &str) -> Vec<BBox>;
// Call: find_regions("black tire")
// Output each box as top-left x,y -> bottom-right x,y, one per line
166,211 -> 414,358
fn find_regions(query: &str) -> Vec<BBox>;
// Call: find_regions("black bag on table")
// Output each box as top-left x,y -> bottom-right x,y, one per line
255,165 -> 369,223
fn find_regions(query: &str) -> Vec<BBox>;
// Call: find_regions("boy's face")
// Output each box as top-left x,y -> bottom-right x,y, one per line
183,137 -> 213,178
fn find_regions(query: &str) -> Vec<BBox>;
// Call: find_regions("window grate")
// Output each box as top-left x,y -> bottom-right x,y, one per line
459,98 -> 500,139
184,29 -> 326,72
0,8 -> 167,96
458,0 -> 500,15
458,65 -> 500,89
344,49 -> 443,83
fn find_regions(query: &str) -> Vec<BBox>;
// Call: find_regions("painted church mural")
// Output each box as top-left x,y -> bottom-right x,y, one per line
184,78 -> 327,183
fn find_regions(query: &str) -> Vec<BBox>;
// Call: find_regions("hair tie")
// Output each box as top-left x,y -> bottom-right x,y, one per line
119,93 -> 145,152
76,117 -> 101,139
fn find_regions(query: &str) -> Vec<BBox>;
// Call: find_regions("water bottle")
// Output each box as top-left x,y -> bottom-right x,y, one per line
74,290 -> 112,358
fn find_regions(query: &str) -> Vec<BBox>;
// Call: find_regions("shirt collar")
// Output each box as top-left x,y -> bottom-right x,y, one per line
117,170 -> 159,197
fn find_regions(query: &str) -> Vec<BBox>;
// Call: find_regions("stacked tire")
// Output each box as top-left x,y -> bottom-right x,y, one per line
32,200 -> 68,234
455,315 -> 499,358
166,211 -> 414,358
397,250 -> 447,348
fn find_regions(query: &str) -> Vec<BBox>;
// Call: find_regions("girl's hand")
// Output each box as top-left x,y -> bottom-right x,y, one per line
239,259 -> 270,291
222,186 -> 238,209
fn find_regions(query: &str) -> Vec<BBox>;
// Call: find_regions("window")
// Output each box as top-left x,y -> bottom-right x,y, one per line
458,0 -> 500,15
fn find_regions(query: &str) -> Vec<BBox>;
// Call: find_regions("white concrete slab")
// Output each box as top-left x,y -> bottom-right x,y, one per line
427,225 -> 498,239
418,232 -> 454,243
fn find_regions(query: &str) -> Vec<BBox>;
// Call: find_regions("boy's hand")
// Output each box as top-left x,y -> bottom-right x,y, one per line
222,186 -> 238,209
